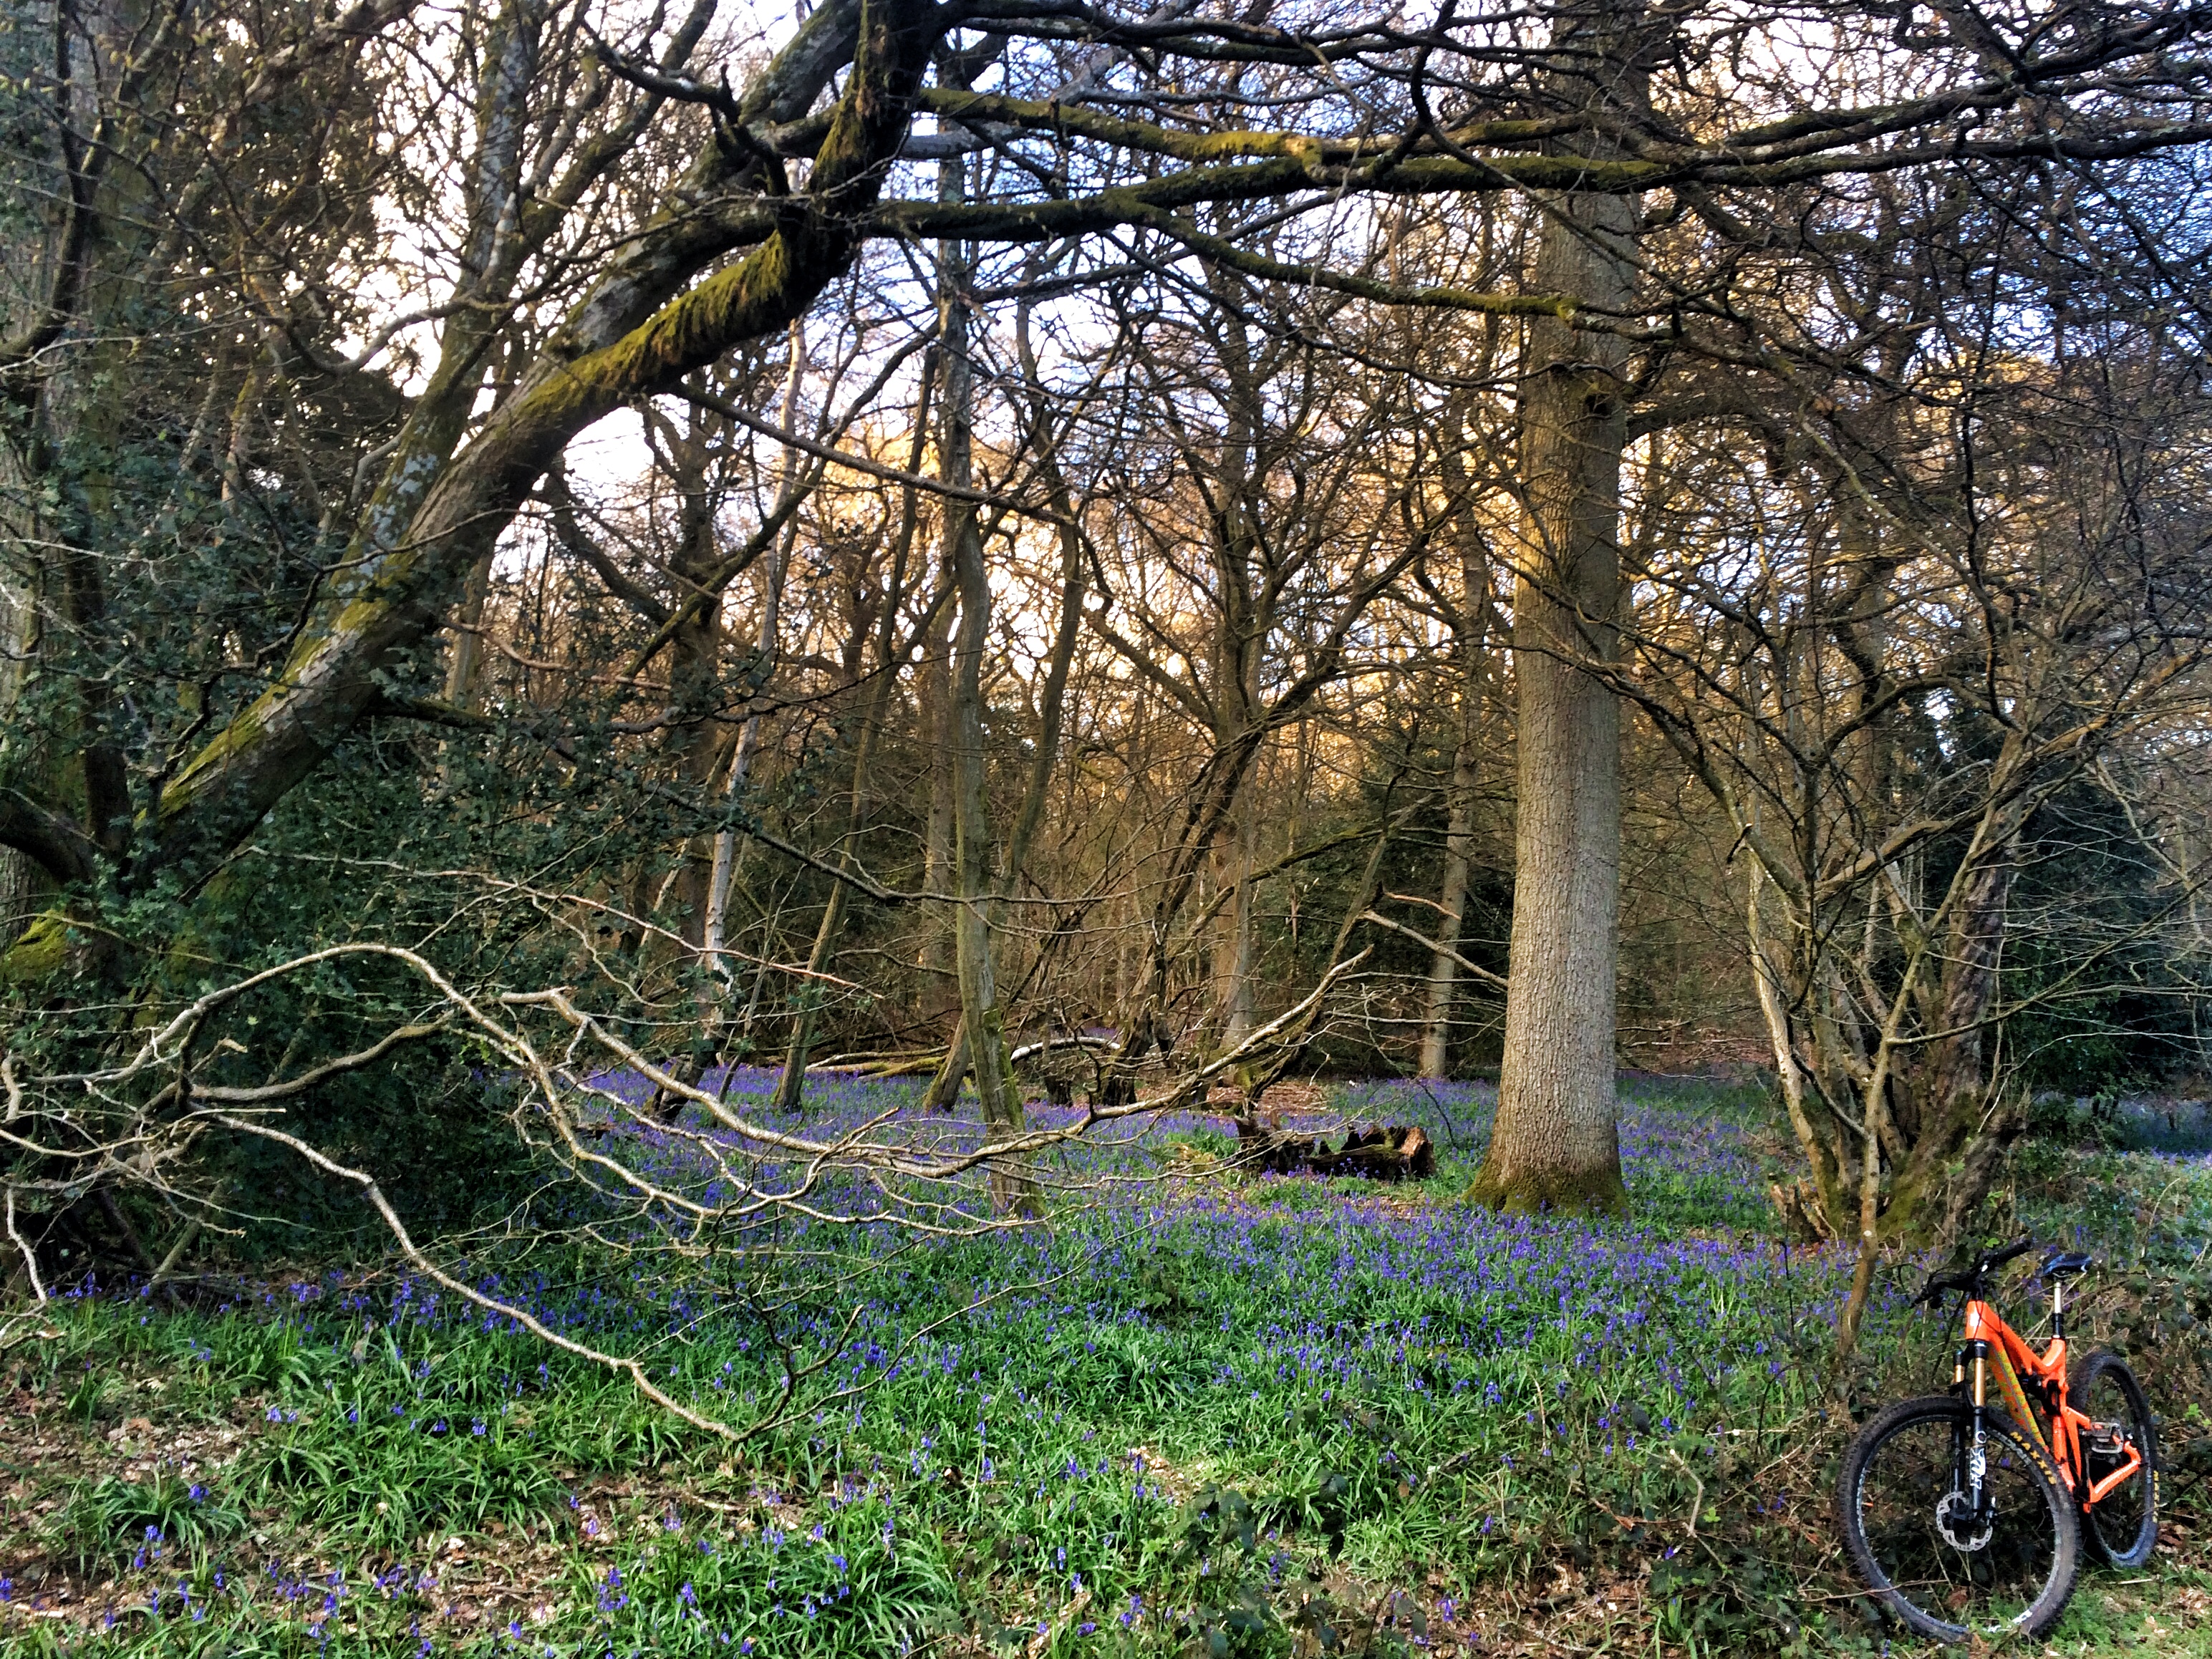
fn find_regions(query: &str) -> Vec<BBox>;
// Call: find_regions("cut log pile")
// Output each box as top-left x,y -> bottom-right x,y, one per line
1229,1113 -> 1434,1181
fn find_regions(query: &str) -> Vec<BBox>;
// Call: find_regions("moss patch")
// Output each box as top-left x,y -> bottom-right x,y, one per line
1462,1157 -> 1630,1217
1,909 -> 72,986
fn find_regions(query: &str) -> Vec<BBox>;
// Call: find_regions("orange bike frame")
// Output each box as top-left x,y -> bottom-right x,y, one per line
1962,1297 -> 2143,1508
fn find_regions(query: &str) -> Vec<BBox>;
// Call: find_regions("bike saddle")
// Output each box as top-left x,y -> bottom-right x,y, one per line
2042,1249 -> 2094,1279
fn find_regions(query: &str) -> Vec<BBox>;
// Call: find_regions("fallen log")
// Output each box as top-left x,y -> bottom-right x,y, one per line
1229,1113 -> 1434,1181
811,1050 -> 947,1078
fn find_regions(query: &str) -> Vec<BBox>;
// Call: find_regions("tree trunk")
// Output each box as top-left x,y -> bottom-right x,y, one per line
1419,697 -> 1480,1078
921,294 -> 1090,1118
917,154 -> 973,1120
0,0 -> 932,945
661,399 -> 734,962
442,552 -> 496,707
935,161 -> 1031,1212
1469,11 -> 1644,1213
1749,856 -> 1847,1240
1419,399 -> 1497,1078
702,322 -> 808,991
0,329 -> 48,952
1,3 -> 151,974
1212,798 -> 1258,1048
1885,857 -> 2023,1243
1205,270 -> 1265,1054
918,550 -> 958,1022
773,349 -> 938,1113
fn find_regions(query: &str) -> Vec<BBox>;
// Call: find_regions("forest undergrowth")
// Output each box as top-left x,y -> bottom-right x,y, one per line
5,1075 -> 2212,1658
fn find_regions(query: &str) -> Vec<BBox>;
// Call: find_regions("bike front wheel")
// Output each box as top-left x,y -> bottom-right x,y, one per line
1836,1395 -> 2080,1643
2069,1348 -> 2158,1567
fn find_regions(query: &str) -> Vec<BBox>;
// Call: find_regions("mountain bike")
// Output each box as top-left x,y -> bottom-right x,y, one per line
1834,1237 -> 2159,1643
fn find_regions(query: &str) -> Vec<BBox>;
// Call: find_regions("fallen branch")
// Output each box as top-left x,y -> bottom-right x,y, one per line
1229,1115 -> 1435,1181
1358,909 -> 1510,992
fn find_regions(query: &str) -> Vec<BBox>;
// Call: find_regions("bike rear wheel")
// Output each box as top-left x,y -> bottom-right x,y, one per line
1836,1395 -> 2079,1643
2069,1348 -> 2158,1567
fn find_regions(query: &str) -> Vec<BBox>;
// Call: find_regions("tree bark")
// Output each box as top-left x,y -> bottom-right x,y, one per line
932,158 -> 1032,1211
918,541 -> 959,1036
922,284 -> 1088,1117
918,153 -> 975,1120
441,551 -> 495,707
1419,725 -> 1479,1079
1212,801 -> 1259,1048
1205,269 -> 1266,1053
703,322 -> 809,990
654,395 -> 736,964
1420,420 -> 1496,1078
1469,5 -> 1646,1213
1884,856 -> 2024,1242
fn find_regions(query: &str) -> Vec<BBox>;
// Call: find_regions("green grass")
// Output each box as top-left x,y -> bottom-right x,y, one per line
1,1077 -> 2208,1655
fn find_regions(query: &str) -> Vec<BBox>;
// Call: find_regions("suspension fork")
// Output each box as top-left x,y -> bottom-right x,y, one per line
1963,1340 -> 1993,1520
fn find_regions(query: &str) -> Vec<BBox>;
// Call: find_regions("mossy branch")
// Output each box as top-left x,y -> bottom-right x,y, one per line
140,0 -> 940,884
919,87 -> 1576,167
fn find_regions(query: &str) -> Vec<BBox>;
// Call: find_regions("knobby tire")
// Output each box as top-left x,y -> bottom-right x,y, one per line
2068,1348 -> 2159,1569
1836,1394 -> 2078,1643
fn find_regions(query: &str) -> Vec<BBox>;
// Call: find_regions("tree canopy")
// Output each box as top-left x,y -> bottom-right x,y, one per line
3,0 -> 2210,1296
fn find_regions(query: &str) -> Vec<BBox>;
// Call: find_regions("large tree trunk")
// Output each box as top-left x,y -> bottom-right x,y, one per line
1469,10 -> 1645,1213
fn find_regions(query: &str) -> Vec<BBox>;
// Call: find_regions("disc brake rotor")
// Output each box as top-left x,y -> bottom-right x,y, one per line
1936,1489 -> 1994,1552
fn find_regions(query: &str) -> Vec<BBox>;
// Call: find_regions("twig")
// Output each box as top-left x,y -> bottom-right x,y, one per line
1663,1446 -> 1707,1541
1358,909 -> 1511,992
4,1186 -> 45,1305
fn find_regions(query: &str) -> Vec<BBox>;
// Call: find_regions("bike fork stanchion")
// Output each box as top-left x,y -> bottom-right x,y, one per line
1968,1341 -> 1991,1525
1938,1340 -> 1997,1552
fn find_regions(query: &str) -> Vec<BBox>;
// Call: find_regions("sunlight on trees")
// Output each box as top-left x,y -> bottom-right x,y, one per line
4,0 -> 2209,1323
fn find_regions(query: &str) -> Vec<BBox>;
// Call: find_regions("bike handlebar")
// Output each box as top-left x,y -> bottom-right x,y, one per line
1912,1236 -> 2037,1309
1982,1236 -> 2036,1272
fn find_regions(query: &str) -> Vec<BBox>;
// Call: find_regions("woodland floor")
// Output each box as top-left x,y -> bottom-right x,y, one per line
4,1075 -> 2212,1656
